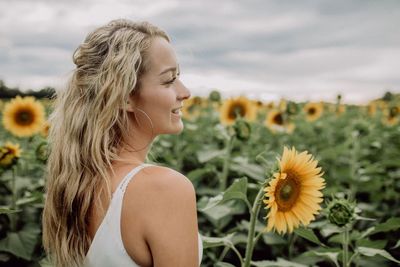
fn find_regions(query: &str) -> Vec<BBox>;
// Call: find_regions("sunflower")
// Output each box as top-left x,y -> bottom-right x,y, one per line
265,102 -> 275,110
382,106 -> 399,126
0,142 -> 22,168
263,147 -> 325,234
304,102 -> 323,122
336,104 -> 346,115
265,110 -> 295,134
2,96 -> 46,137
219,96 -> 257,125
40,121 -> 51,138
182,97 -> 201,120
278,99 -> 287,111
329,104 -> 346,115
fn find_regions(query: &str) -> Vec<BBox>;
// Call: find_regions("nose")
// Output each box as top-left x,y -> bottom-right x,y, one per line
177,79 -> 191,101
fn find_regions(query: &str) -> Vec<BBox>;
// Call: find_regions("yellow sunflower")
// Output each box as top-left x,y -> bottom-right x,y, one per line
2,96 -> 46,137
40,121 -> 51,138
366,102 -> 377,116
265,110 -> 295,134
336,104 -> 346,115
265,101 -> 275,110
329,104 -> 346,115
304,102 -> 323,122
182,97 -> 201,120
0,142 -> 22,168
263,147 -> 325,234
278,99 -> 287,111
382,106 -> 399,126
219,96 -> 257,125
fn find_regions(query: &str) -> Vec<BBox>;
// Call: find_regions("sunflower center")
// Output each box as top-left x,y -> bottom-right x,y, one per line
229,104 -> 246,119
15,110 -> 34,125
280,184 -> 293,200
308,108 -> 316,115
389,107 -> 399,118
275,172 -> 300,211
273,113 -> 283,125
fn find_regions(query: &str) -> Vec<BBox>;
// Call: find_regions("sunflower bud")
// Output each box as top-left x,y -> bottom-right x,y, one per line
389,106 -> 399,118
352,120 -> 370,137
36,141 -> 49,163
209,90 -> 221,102
382,91 -> 393,102
286,101 -> 298,115
326,198 -> 356,227
233,119 -> 251,141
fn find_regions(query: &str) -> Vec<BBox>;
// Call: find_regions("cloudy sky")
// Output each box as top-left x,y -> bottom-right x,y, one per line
1,0 -> 399,104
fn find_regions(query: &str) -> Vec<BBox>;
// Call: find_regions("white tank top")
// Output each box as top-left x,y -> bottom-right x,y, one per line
84,163 -> 203,267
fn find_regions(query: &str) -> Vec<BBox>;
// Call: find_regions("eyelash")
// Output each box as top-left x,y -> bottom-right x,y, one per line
165,72 -> 180,85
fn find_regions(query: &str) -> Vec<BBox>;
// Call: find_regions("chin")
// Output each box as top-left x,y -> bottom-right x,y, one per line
169,123 -> 184,134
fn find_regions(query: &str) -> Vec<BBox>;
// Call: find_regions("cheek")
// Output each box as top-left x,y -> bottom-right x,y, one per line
143,90 -> 175,119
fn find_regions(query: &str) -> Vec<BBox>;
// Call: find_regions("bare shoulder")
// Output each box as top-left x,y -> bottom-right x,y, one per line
138,165 -> 195,193
131,165 -> 199,266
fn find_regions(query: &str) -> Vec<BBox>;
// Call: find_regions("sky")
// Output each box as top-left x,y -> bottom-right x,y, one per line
0,0 -> 399,104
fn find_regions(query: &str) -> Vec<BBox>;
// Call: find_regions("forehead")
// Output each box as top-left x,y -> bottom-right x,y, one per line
146,37 -> 178,74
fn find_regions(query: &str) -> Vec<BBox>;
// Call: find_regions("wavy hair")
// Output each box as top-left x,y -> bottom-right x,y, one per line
42,19 -> 169,267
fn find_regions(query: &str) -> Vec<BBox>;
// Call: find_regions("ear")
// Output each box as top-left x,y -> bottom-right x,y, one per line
125,100 -> 135,113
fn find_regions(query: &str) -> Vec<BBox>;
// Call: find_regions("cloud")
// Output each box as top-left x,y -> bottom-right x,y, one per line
0,0 -> 399,104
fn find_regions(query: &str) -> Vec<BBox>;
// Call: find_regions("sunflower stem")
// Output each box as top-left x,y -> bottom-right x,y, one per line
218,246 -> 230,262
10,166 -> 17,232
342,226 -> 349,267
288,233 -> 297,259
243,186 -> 264,267
219,136 -> 234,191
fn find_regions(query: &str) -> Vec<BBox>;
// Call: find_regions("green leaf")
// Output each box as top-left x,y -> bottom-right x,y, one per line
201,200 -> 246,229
361,217 -> 400,238
356,239 -> 387,249
262,232 -> 287,245
293,248 -> 341,267
0,207 -> 21,214
251,257 -> 307,267
196,149 -> 225,163
371,217 -> 400,233
358,247 -> 400,264
215,263 -> 236,267
294,227 -> 324,246
39,257 -> 54,267
0,225 -> 40,260
392,239 -> 400,249
187,165 -> 216,184
16,193 -> 43,206
201,233 -> 235,249
230,157 -> 265,181
200,177 -> 248,211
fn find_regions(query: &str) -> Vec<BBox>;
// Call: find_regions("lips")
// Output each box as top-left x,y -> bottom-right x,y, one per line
171,106 -> 182,114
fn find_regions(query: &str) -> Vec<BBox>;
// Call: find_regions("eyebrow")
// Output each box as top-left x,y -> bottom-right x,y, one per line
159,65 -> 180,76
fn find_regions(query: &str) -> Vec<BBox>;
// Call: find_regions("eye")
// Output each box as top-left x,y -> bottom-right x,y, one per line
164,73 -> 180,85
165,77 -> 177,85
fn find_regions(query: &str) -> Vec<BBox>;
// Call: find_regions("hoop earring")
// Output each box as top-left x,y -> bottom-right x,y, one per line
127,107 -> 155,152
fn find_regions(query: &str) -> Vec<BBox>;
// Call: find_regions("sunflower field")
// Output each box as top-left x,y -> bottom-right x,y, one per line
0,91 -> 400,267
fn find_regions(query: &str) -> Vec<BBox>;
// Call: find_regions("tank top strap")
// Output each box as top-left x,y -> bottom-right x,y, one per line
116,163 -> 154,194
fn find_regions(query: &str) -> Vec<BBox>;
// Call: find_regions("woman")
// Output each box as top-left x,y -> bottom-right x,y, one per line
42,19 -> 202,267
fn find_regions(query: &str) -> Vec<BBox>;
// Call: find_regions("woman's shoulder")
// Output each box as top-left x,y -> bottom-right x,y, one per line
139,164 -> 194,192
123,164 -> 195,207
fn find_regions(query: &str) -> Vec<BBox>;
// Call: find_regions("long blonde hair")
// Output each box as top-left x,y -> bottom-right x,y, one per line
42,19 -> 169,267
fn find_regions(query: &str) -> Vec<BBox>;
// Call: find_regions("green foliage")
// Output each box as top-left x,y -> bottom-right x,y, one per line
1,93 -> 400,266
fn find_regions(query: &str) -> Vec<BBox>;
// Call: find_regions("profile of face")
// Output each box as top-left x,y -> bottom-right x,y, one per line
127,37 -> 191,136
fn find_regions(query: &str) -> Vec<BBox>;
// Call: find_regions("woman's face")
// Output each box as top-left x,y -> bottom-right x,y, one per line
129,37 -> 191,136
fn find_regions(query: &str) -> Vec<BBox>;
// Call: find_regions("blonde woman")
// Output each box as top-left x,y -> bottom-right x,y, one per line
42,19 -> 202,267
